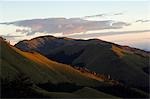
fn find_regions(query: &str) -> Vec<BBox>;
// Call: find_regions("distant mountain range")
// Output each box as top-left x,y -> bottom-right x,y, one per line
1,35 -> 149,98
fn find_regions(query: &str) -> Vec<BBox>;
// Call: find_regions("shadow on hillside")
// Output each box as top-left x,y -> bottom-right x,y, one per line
47,49 -> 85,67
1,74 -> 46,98
37,82 -> 83,92
38,82 -> 149,98
94,85 -> 149,98
1,73 -> 149,98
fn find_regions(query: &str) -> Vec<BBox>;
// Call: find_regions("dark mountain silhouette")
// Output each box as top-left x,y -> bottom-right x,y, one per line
15,35 -> 150,94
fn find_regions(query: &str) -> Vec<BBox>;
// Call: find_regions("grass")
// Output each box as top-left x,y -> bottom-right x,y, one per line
112,45 -> 125,58
73,87 -> 120,98
1,39 -> 103,86
1,39 -> 115,98
1,38 -> 149,98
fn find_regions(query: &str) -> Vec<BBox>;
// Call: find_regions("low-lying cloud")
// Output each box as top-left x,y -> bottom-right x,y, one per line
1,35 -> 22,38
1,18 -> 130,35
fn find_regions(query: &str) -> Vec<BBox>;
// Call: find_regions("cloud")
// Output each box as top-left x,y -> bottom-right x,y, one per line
0,34 -> 23,44
111,22 -> 130,28
84,12 -> 123,18
1,35 -> 22,38
67,30 -> 150,39
1,18 -> 130,35
113,13 -> 123,15
16,29 -> 30,33
84,14 -> 106,18
135,19 -> 150,23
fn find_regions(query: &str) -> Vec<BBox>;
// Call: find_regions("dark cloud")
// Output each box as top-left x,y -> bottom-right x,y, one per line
135,19 -> 150,23
1,18 -> 130,35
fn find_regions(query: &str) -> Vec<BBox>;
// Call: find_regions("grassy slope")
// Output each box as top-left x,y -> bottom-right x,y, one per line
33,86 -> 119,98
1,39 -> 121,98
112,45 -> 149,87
1,40 -> 103,86
1,38 -> 149,98
63,44 -> 149,87
73,87 -> 120,98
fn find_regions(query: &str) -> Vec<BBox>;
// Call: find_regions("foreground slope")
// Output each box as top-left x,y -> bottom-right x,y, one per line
15,35 -> 150,93
0,38 -> 103,85
0,37 -> 119,98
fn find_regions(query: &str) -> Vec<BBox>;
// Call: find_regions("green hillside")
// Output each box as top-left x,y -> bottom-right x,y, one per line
1,38 -> 103,85
0,38 -> 118,98
1,37 -> 149,98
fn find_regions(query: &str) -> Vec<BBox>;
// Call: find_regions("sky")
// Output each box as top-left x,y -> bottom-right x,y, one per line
0,1 -> 149,22
0,0 -> 150,51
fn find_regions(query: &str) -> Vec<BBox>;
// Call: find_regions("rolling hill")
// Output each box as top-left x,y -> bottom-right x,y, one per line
1,36 -> 149,98
15,35 -> 150,93
0,37 -> 121,98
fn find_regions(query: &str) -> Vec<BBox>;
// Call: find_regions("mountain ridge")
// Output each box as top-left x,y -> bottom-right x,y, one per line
15,35 -> 150,92
15,35 -> 150,54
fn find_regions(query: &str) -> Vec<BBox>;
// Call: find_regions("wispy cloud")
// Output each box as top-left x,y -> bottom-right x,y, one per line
68,30 -> 150,39
135,19 -> 150,23
84,14 -> 106,18
1,35 -> 22,38
0,34 -> 23,44
113,13 -> 123,16
16,29 -> 31,34
83,12 -> 123,19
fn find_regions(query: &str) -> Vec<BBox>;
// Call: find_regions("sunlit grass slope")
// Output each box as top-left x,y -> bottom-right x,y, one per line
0,38 -> 121,98
1,39 -> 102,86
